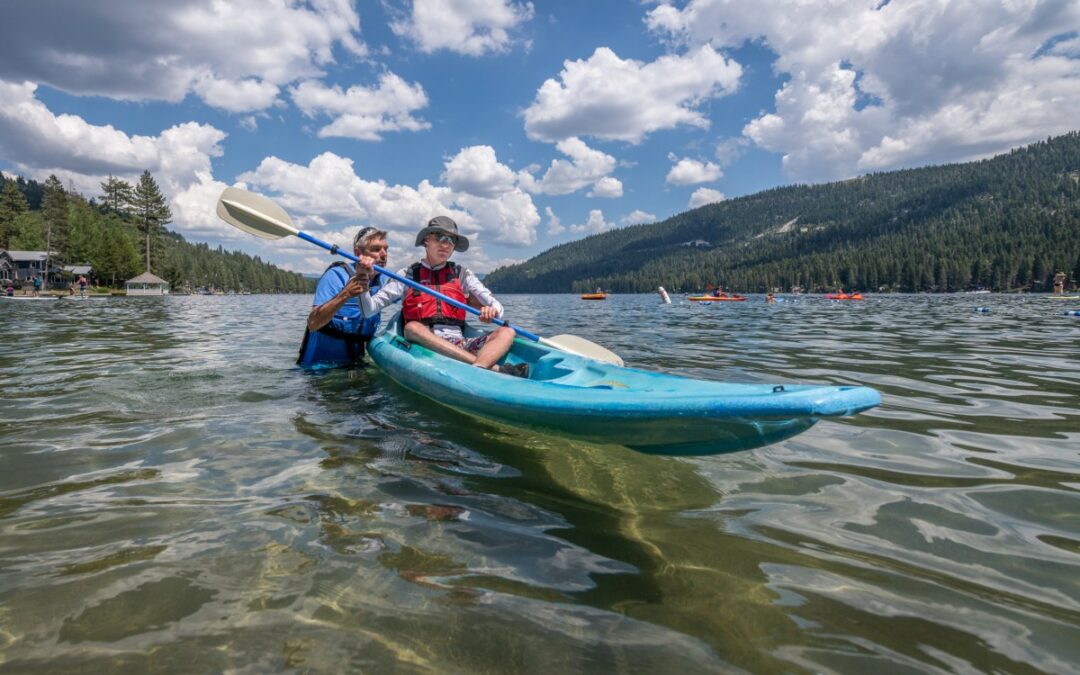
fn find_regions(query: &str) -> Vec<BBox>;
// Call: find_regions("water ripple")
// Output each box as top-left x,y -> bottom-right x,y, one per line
1,293 -> 1078,672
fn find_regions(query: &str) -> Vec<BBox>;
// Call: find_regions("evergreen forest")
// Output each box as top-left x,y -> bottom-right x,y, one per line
484,132 -> 1080,294
0,171 -> 314,293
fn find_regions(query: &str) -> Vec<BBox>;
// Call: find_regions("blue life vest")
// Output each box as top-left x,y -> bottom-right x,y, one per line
297,262 -> 384,367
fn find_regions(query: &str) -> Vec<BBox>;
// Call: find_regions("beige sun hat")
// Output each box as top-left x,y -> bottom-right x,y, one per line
414,215 -> 469,252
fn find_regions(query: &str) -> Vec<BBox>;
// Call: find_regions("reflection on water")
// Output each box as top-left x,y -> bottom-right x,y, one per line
1,294 -> 1078,672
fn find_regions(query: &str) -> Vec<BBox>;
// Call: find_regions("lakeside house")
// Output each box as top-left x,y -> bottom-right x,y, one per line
0,250 -> 65,286
125,271 -> 170,296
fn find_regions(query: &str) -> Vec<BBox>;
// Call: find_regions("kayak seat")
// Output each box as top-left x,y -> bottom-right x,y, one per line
543,364 -> 613,387
521,355 -> 573,381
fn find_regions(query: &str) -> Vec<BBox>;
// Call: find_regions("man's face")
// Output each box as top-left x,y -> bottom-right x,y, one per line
422,233 -> 455,265
359,236 -> 388,267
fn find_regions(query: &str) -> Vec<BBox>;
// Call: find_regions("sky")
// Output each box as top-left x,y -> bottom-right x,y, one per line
1,1 -> 1078,275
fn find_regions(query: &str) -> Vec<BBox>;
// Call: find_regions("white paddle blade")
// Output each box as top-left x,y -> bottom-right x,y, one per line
216,187 -> 298,240
542,334 -> 624,366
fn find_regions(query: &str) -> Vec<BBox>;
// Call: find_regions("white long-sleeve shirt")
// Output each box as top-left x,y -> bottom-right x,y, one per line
360,261 -> 503,338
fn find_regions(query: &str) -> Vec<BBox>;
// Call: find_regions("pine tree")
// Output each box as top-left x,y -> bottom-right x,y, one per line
0,179 -> 30,249
131,170 -> 171,274
41,175 -> 68,288
93,227 -> 141,287
66,198 -> 100,265
8,212 -> 46,250
99,175 -> 135,216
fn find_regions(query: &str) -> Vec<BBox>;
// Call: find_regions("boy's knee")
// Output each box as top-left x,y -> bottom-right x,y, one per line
496,326 -> 515,339
403,321 -> 426,339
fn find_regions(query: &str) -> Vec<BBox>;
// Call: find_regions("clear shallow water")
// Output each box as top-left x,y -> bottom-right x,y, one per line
1,293 -> 1078,673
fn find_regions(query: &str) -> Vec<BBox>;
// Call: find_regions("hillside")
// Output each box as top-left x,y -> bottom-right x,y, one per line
484,132 -> 1080,293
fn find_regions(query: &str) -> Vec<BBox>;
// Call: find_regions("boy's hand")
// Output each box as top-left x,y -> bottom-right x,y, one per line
478,306 -> 498,323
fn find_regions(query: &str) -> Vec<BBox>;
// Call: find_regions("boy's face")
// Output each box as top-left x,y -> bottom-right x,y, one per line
422,233 -> 456,266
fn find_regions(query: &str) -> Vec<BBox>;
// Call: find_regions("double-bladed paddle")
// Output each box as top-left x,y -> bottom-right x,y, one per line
215,187 -> 624,366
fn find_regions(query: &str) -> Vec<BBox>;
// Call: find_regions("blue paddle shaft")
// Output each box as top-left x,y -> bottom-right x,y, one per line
297,231 -> 541,342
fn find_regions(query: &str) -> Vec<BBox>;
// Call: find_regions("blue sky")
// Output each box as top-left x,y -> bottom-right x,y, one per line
1,1 -> 1078,274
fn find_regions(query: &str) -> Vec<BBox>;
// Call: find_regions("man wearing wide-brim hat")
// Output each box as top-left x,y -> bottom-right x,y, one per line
356,216 -> 527,377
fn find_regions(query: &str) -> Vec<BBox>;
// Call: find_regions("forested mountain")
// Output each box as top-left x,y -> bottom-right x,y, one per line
485,132 -> 1080,293
0,171 -> 313,293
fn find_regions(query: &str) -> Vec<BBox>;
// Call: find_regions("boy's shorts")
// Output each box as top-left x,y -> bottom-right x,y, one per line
444,333 -> 492,354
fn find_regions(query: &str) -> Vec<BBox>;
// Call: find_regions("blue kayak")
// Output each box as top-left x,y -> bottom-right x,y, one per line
367,314 -> 881,456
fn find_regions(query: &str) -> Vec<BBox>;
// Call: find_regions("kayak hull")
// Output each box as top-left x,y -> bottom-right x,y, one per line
367,315 -> 881,455
688,296 -> 747,302
580,293 -> 607,300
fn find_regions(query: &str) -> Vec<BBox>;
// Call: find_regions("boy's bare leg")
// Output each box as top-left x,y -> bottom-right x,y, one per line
472,326 -> 515,369
404,322 -> 477,364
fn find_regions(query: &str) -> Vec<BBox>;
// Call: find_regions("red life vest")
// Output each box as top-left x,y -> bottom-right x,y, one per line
402,262 -> 467,327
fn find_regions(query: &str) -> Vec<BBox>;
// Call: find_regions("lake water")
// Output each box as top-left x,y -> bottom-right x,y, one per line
1,293 -> 1078,673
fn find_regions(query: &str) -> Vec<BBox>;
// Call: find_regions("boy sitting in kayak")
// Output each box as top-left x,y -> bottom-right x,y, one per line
357,216 -> 526,377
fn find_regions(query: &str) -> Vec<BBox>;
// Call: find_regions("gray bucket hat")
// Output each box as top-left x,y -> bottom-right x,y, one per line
415,215 -> 469,252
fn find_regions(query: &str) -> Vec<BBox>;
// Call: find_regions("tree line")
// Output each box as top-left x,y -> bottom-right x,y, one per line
484,132 -> 1080,294
0,171 -> 314,293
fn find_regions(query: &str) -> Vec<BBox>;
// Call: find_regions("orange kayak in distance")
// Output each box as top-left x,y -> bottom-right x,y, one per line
825,293 -> 864,300
580,293 -> 607,300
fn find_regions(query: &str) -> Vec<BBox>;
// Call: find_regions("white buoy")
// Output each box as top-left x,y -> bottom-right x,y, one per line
658,286 -> 671,304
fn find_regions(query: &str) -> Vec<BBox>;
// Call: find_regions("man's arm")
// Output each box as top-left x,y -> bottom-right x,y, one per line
307,267 -> 369,331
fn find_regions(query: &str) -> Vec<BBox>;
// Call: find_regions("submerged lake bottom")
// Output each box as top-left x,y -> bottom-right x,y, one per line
1,293 -> 1078,673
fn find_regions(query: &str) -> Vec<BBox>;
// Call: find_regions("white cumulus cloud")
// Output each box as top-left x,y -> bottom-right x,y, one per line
666,155 -> 722,185
0,0 -> 366,113
238,150 -> 541,258
518,137 -> 620,196
545,206 -> 565,235
648,0 -> 1080,181
390,0 -> 535,55
570,209 -> 614,235
523,45 -> 741,143
588,176 -> 623,198
443,145 -> 519,198
622,209 -> 656,225
689,188 -> 725,208
291,74 -> 430,141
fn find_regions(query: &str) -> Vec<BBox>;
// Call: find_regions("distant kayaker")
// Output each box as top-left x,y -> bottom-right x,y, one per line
356,216 -> 527,377
298,226 -> 389,367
